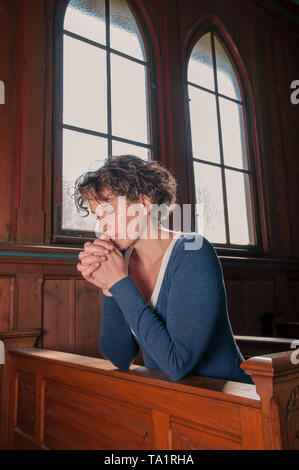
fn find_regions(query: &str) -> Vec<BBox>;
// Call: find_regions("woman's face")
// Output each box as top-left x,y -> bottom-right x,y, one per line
87,191 -> 150,249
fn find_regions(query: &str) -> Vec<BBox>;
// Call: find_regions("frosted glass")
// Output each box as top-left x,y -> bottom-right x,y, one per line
62,128 -> 108,231
193,162 -> 226,244
188,33 -> 215,91
215,36 -> 241,101
110,0 -> 145,61
219,98 -> 248,170
112,141 -> 150,160
111,53 -> 149,143
225,169 -> 255,245
63,35 -> 107,133
64,0 -> 106,45
188,85 -> 220,163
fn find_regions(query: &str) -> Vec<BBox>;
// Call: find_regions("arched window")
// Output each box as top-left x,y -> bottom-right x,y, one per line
54,0 -> 153,241
186,30 -> 258,251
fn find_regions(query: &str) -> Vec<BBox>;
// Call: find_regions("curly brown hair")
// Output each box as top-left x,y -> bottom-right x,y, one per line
73,155 -> 177,222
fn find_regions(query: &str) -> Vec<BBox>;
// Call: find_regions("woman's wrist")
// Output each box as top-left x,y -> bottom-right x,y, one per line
107,274 -> 129,291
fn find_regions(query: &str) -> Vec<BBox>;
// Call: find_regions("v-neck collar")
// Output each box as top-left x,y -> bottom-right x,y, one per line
124,231 -> 182,308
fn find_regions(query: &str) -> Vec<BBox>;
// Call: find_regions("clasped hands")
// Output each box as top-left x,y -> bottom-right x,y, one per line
76,236 -> 128,296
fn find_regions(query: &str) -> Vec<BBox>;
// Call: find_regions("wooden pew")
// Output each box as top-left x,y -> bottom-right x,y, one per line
1,341 -> 299,450
274,322 -> 299,339
235,335 -> 297,359
134,335 -> 298,365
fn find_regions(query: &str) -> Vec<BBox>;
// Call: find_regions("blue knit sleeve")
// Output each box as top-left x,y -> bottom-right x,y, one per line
108,236 -> 224,381
99,249 -> 140,369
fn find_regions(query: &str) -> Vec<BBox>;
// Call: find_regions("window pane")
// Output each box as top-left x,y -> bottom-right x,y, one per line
62,128 -> 108,230
188,33 -> 215,91
193,162 -> 226,243
188,85 -> 220,163
63,35 -> 107,133
219,98 -> 248,170
225,169 -> 255,245
112,141 -> 150,160
64,0 -> 106,45
214,36 -> 241,101
111,53 -> 149,143
110,0 -> 145,61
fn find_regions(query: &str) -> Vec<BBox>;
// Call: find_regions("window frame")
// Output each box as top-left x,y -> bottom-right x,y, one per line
183,19 -> 267,257
52,0 -> 160,246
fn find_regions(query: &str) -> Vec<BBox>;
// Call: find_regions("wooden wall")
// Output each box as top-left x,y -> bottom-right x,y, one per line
0,0 -> 298,357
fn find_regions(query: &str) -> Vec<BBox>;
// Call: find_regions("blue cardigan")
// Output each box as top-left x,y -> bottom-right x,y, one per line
99,232 -> 254,385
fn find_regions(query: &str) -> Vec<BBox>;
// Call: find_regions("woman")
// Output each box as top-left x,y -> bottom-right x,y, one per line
75,155 -> 254,385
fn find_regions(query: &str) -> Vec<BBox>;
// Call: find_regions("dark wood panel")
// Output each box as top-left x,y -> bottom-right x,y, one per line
42,277 -> 104,357
225,279 -> 276,335
0,277 -> 15,330
235,335 -> 296,359
15,0 -> 46,243
171,418 -> 242,450
287,280 -> 299,321
43,279 -> 73,351
75,279 -> 103,357
16,371 -> 35,437
0,0 -> 18,242
16,273 -> 43,329
44,379 -> 155,450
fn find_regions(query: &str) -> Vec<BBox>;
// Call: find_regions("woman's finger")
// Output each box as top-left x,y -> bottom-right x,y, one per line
79,262 -> 100,280
78,251 -> 90,261
80,246 -> 113,261
87,239 -> 114,251
79,246 -> 111,260
93,237 -> 122,254
77,260 -> 101,272
94,239 -> 123,256
79,254 -> 107,266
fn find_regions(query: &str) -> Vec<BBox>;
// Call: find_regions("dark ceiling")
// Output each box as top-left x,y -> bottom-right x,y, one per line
263,0 -> 299,22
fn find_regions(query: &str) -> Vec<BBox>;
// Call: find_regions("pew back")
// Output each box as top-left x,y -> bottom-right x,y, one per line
1,346 -> 298,450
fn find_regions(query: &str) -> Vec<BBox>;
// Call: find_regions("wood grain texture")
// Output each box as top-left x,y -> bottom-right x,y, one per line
0,329 -> 41,450
241,349 -> 299,449
0,256 -> 298,358
1,346 -> 298,450
0,0 -> 18,242
15,0 -> 46,243
8,347 -> 259,450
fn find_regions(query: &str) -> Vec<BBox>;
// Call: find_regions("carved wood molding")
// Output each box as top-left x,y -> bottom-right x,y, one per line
0,329 -> 41,450
241,350 -> 299,449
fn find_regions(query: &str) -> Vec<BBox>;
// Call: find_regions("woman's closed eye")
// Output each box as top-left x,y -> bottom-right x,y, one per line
96,209 -> 114,220
95,205 -> 115,217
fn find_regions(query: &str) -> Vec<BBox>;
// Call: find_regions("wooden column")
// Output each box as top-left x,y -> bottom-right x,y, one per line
241,349 -> 299,450
0,329 -> 41,450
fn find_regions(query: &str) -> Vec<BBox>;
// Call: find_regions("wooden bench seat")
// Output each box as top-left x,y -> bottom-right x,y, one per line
0,330 -> 298,450
235,335 -> 297,359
